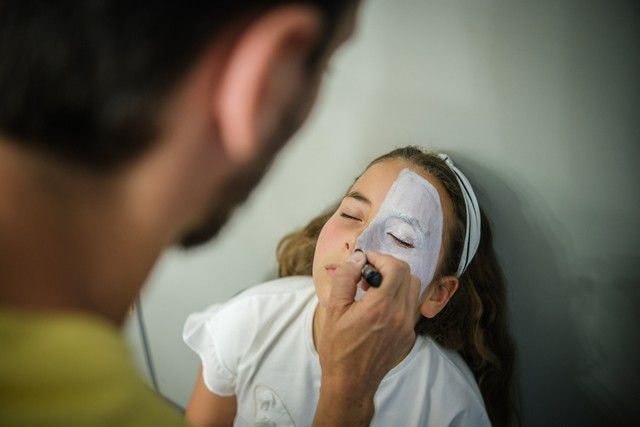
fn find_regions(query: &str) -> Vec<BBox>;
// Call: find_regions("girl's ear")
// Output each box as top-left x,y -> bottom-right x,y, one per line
419,276 -> 459,318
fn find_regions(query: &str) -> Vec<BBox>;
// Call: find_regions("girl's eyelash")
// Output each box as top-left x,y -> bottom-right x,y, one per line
387,232 -> 414,248
340,212 -> 362,221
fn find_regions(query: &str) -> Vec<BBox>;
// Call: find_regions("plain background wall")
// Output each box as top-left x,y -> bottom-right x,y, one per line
124,0 -> 640,425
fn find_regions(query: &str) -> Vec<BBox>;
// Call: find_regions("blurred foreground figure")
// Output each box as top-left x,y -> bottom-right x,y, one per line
0,1 -> 423,426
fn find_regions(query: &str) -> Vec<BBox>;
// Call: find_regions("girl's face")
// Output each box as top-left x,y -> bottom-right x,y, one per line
312,159 -> 454,307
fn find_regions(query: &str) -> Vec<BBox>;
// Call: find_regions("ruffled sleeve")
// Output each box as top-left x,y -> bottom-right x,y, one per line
183,305 -> 237,396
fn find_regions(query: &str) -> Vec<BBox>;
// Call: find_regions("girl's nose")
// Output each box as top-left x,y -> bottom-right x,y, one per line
345,234 -> 357,251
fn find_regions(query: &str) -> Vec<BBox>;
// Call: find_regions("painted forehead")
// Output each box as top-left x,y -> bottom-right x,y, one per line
378,168 -> 442,227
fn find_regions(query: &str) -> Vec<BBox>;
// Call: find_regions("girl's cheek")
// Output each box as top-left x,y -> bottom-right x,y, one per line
315,219 -> 342,257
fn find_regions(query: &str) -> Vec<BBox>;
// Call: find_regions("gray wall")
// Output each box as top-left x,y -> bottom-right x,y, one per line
124,0 -> 640,425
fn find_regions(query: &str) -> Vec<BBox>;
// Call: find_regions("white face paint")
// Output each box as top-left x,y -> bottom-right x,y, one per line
355,168 -> 443,299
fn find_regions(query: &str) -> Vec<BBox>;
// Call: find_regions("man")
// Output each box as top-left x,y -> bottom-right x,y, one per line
0,2 -> 420,426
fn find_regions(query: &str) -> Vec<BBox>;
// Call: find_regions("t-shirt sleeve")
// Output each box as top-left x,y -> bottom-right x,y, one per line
182,304 -> 238,396
449,406 -> 492,427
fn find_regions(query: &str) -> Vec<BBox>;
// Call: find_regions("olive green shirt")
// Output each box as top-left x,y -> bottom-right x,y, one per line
0,309 -> 188,426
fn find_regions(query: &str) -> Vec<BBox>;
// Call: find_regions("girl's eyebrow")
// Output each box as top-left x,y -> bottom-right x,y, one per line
344,190 -> 372,206
391,212 -> 426,235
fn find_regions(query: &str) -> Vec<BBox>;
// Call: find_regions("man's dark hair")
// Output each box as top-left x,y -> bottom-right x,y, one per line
0,1 -> 347,170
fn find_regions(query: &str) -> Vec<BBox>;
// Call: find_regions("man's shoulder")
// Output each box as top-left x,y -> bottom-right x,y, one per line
0,309 -> 186,426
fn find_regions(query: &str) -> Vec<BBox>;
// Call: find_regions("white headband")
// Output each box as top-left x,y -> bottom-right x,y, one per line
437,154 -> 481,277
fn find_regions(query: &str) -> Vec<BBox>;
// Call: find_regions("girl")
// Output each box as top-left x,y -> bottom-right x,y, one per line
183,146 -> 516,426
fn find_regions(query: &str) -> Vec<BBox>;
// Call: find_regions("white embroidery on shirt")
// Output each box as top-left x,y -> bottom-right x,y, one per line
254,384 -> 295,427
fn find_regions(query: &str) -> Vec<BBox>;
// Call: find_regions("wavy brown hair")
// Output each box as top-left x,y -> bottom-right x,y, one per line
277,146 -> 517,426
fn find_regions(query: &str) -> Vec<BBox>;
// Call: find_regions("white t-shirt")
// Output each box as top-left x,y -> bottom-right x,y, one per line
183,276 -> 491,427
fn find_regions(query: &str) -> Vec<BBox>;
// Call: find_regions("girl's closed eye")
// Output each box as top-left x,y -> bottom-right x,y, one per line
387,232 -> 414,248
340,212 -> 362,221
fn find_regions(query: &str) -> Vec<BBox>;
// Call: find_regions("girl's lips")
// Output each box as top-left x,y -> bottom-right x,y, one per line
325,264 -> 338,276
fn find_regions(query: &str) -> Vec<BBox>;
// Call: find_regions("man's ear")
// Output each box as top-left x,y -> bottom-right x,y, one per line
215,5 -> 323,164
419,276 -> 459,319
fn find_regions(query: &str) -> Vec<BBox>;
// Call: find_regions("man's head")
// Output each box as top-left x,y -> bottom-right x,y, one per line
0,1 -> 357,246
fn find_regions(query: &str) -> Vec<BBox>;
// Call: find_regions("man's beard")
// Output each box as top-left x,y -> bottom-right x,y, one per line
178,102 -> 302,248
178,154 -> 270,248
